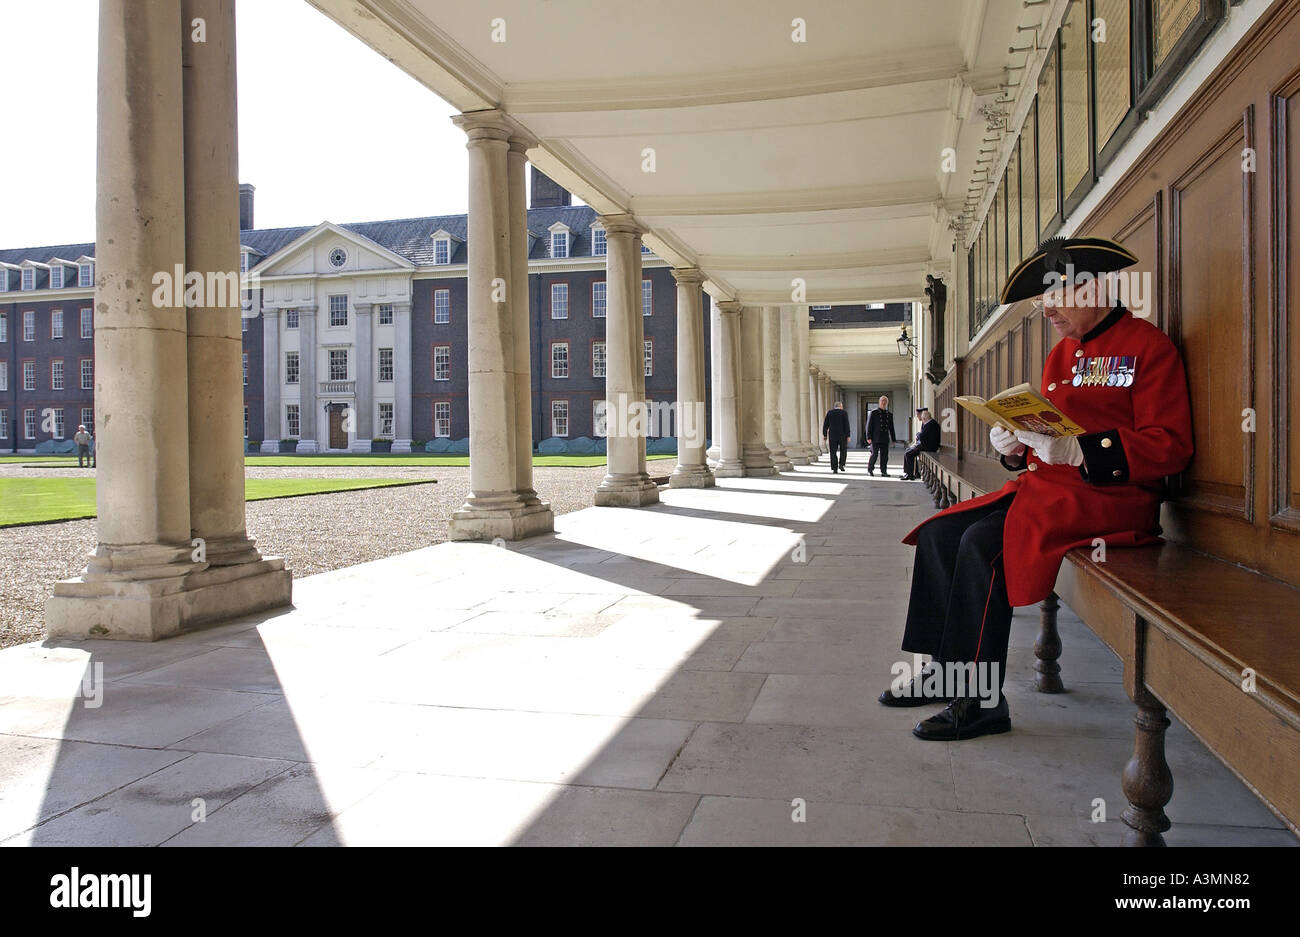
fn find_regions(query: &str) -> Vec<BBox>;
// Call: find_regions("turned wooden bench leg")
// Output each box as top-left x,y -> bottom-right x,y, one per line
1121,695 -> 1173,846
1034,591 -> 1064,693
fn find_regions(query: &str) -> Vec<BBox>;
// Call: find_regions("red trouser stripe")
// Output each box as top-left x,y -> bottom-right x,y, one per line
972,550 -> 1004,663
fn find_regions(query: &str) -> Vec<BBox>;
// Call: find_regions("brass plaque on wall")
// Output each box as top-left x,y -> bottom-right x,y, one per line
1154,0 -> 1200,67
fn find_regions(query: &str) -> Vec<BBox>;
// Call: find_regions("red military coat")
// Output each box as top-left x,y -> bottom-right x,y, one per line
903,307 -> 1194,607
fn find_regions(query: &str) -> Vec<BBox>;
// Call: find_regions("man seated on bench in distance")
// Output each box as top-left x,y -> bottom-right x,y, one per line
878,236 -> 1194,740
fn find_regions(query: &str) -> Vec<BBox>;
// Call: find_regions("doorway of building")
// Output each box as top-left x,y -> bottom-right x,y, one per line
328,405 -> 349,450
858,391 -> 888,447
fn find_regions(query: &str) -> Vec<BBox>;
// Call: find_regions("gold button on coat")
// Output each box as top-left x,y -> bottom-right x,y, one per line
1048,382 -> 1057,391
1075,349 -> 1084,358
1028,463 -> 1038,471
1112,470 -> 1122,477
1100,438 -> 1113,448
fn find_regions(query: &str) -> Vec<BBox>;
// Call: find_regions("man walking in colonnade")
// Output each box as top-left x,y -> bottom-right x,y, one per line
822,401 -> 850,473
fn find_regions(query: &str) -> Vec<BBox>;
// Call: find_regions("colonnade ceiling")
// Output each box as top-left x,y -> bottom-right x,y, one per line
308,0 -> 1036,307
810,324 -> 915,386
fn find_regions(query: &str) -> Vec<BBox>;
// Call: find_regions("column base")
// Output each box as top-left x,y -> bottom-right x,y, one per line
743,444 -> 776,476
349,440 -> 372,453
47,555 -> 292,642
391,439 -> 414,454
783,442 -> 811,465
295,439 -> 319,453
668,463 -> 716,488
594,472 -> 661,506
712,459 -> 746,478
447,494 -> 554,542
199,534 -> 264,568
259,440 -> 281,454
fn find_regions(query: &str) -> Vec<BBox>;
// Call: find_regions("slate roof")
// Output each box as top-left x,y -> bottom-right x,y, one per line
0,204 -> 606,281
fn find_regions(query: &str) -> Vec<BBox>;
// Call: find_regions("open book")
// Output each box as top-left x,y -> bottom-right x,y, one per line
955,383 -> 1087,438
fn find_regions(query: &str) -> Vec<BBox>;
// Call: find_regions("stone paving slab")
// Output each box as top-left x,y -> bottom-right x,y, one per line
0,450 -> 1292,846
677,795 -> 1032,847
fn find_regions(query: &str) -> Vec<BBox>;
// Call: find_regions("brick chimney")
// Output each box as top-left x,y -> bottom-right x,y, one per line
529,166 -> 571,209
239,183 -> 255,231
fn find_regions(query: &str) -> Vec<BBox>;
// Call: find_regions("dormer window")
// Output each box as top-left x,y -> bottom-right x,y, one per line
50,266 -> 64,290
591,227 -> 607,257
78,262 -> 94,287
434,238 -> 450,265
21,268 -> 34,291
551,230 -> 568,259
240,251 -> 250,273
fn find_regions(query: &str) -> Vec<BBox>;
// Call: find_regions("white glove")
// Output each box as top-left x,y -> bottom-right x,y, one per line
1014,430 -> 1084,466
990,425 -> 1026,457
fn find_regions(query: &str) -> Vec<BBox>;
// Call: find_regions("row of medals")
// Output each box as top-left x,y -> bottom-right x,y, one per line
1073,355 -> 1136,387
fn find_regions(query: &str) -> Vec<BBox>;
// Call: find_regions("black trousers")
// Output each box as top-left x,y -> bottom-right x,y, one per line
902,443 -> 929,477
827,436 -> 848,470
867,439 -> 891,474
902,496 -> 1014,690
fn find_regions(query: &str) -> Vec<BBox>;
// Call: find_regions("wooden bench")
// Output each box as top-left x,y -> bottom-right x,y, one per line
917,450 -> 1300,845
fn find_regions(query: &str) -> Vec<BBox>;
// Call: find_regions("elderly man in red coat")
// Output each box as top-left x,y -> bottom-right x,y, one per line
879,236 -> 1194,740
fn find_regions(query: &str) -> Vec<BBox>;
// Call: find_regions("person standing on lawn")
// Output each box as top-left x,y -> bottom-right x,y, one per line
74,424 -> 95,468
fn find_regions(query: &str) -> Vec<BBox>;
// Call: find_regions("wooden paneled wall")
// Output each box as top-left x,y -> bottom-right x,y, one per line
946,0 -> 1300,588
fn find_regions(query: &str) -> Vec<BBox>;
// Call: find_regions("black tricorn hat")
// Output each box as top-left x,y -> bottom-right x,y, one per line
999,236 -> 1138,305
915,407 -> 928,414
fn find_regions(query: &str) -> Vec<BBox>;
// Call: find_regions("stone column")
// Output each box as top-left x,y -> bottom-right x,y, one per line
669,268 -> 714,488
351,302 -> 374,451
779,306 -> 808,465
296,305 -> 318,452
707,294 -> 721,464
712,300 -> 745,477
796,307 -> 814,459
817,372 -> 831,453
762,305 -> 792,471
391,299 -> 413,452
182,0 -> 260,568
507,137 -> 549,516
48,0 -> 289,640
740,306 -> 776,476
448,110 -> 554,538
809,367 -> 824,454
595,214 -> 659,506
260,307 -> 281,452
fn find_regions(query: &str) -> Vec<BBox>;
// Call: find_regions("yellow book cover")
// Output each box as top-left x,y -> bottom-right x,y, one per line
955,382 -> 1087,437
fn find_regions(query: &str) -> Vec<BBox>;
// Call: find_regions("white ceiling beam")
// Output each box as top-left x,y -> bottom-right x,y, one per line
504,47 -> 969,113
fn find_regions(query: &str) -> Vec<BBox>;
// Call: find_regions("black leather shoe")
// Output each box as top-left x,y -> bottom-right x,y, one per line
878,666 -> 954,707
912,696 -> 1011,741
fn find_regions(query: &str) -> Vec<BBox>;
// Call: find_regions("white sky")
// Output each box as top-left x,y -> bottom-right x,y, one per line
0,0 -> 478,249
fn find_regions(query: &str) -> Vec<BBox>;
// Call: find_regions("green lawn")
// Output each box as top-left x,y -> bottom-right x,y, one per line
0,455 -> 76,464
245,453 -> 676,467
0,477 -> 433,527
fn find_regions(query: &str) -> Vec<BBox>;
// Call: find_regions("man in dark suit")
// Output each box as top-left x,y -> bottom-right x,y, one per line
865,395 -> 898,476
821,401 -> 851,473
901,407 -> 941,479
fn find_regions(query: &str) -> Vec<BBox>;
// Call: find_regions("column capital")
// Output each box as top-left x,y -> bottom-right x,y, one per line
715,299 -> 743,315
263,306 -> 281,318
451,108 -> 515,142
354,302 -> 373,315
599,213 -> 643,238
670,267 -> 705,287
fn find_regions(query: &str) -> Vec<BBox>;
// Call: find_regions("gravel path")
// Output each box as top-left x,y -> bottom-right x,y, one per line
0,463 -> 668,649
